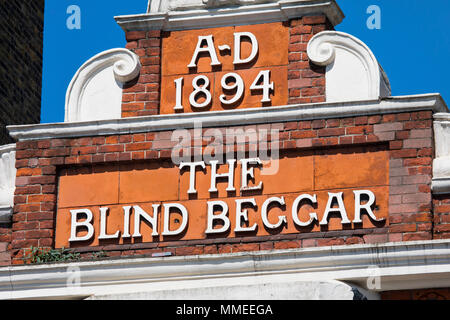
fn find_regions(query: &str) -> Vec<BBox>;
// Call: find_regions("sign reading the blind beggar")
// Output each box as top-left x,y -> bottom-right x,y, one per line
53,20 -> 388,248
55,150 -> 388,248
160,22 -> 289,114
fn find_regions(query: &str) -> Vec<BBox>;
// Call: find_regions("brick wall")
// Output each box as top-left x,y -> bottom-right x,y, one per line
288,15 -> 332,105
121,30 -> 162,118
8,110 -> 441,264
0,0 -> 44,144
121,16 -> 331,117
0,225 -> 11,266
433,195 -> 450,239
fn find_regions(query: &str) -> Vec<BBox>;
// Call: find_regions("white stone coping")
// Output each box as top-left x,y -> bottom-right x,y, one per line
1,239 -> 450,300
7,94 -> 448,142
432,178 -> 450,195
115,0 -> 345,32
0,144 -> 16,154
434,113 -> 450,122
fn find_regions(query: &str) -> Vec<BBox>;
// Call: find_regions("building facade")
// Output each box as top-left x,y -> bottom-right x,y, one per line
0,0 -> 450,300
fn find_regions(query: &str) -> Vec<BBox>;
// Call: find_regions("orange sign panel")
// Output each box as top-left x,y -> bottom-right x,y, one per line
160,22 -> 289,114
55,150 -> 389,248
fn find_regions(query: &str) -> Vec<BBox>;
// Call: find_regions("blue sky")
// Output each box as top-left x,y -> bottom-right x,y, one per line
41,0 -> 450,123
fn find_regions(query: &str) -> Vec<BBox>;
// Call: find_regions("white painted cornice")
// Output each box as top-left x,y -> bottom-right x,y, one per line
307,31 -> 391,103
432,112 -> 450,194
8,94 -> 448,142
116,0 -> 344,32
65,48 -> 141,123
1,240 -> 450,300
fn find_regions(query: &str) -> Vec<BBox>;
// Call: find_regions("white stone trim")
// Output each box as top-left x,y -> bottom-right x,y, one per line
7,94 -> 448,142
149,0 -> 292,13
116,0 -> 345,32
1,240 -> 450,300
65,48 -> 141,123
432,112 -> 450,194
0,144 -> 16,219
307,31 -> 390,103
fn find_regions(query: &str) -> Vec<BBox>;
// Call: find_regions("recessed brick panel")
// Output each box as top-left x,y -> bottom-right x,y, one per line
9,110 -> 443,264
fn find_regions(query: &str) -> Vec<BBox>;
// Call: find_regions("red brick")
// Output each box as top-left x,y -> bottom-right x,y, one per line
354,116 -> 368,125
402,232 -> 432,241
301,69 -> 323,78
98,145 -> 124,153
175,246 -> 204,256
291,130 -> 316,139
390,204 -> 420,214
374,122 -> 403,133
125,142 -> 152,152
403,138 -> 432,149
390,224 -> 417,233
138,39 -> 160,48
27,212 -> 54,221
288,78 -> 311,89
290,25 -> 312,35
311,119 -> 326,129
404,120 -> 432,130
382,114 -> 396,123
396,113 -> 411,121
368,115 -> 382,124
390,149 -> 417,159
317,128 -> 345,137
273,241 -> 301,250
363,234 -> 388,244
231,243 -> 260,253
418,148 -> 433,157
303,15 -> 327,24
126,31 -> 147,41
317,238 -> 345,247
27,194 -> 56,203
24,229 -> 53,239
345,237 -> 364,245
11,239 -> 39,250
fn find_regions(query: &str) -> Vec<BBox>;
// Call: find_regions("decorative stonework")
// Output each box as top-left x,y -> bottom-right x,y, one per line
65,48 -> 141,122
307,31 -> 391,102
148,0 -> 278,12
117,0 -> 344,32
432,113 -> 450,194
0,144 -> 16,222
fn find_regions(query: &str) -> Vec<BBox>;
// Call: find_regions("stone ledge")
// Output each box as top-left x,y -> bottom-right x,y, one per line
7,94 -> 448,142
115,0 -> 344,32
1,239 -> 450,299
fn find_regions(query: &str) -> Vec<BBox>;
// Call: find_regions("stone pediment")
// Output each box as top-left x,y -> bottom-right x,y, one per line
148,0 -> 278,12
